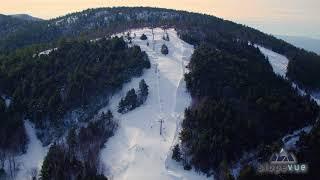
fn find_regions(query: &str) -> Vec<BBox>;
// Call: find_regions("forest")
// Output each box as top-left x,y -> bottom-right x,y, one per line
179,39 -> 319,176
237,120 -> 320,180
0,6 -> 320,180
118,79 -> 149,114
0,36 -> 150,165
0,7 -> 319,89
40,111 -> 116,180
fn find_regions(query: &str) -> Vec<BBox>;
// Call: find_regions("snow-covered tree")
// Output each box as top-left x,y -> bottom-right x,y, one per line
172,144 -> 182,162
161,44 -> 169,55
140,34 -> 147,40
118,89 -> 138,114
162,33 -> 170,41
138,79 -> 149,104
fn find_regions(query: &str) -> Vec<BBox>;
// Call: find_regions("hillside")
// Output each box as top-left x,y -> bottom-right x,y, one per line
0,7 -> 319,90
10,14 -> 43,21
0,7 -> 320,180
0,14 -> 41,41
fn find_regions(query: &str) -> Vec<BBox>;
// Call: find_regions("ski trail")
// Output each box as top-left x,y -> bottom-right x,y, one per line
100,28 -> 209,180
15,121 -> 49,180
256,44 -> 320,105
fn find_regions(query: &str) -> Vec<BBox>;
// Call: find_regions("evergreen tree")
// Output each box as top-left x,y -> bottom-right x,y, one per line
66,128 -> 77,153
172,144 -> 182,162
0,168 -> 7,179
118,89 -> 138,113
218,160 -> 235,180
162,34 -> 170,41
117,98 -> 125,113
125,89 -> 138,110
138,79 -> 149,104
140,34 -> 147,40
161,44 -> 169,55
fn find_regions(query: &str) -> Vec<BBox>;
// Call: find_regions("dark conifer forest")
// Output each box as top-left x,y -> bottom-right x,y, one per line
1,7 -> 319,89
180,40 -> 319,175
40,111 -> 115,180
0,6 -> 319,180
0,36 -> 150,157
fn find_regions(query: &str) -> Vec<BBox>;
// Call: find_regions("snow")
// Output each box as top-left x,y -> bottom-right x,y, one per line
255,45 -> 288,78
1,95 -> 11,108
100,28 -> 210,180
38,48 -> 58,56
282,126 -> 312,150
15,121 -> 49,180
256,45 -> 320,151
256,45 -> 320,105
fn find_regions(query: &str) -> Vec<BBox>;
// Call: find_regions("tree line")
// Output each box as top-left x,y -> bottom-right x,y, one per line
1,7 -> 319,90
40,111 -> 116,180
178,40 -> 319,177
118,79 -> 149,114
0,36 -> 150,169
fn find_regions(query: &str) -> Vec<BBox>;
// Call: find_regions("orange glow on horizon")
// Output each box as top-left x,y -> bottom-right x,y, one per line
0,0 -> 319,38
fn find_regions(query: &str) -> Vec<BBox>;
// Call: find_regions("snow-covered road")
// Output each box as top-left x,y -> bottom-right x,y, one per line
100,28 -> 210,180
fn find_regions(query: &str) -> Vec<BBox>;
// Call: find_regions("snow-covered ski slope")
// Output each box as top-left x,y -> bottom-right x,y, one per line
100,28 -> 210,180
16,121 -> 49,180
256,46 -> 288,78
256,45 -> 320,105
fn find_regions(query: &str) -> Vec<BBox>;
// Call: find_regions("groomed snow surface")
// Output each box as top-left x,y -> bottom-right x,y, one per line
256,45 -> 288,78
256,45 -> 320,105
13,30 -> 320,180
100,28 -> 210,180
16,121 -> 49,180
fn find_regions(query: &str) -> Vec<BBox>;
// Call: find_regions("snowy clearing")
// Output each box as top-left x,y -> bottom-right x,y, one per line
38,48 -> 58,56
256,45 -> 320,105
100,28 -> 210,180
16,121 -> 49,180
257,45 -> 320,151
256,45 -> 288,78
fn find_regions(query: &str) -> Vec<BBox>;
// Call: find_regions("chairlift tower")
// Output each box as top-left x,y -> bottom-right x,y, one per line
158,119 -> 164,135
151,27 -> 155,51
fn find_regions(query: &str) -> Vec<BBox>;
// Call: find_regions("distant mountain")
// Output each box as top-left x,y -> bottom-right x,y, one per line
0,14 -> 41,41
276,35 -> 320,55
10,14 -> 43,21
0,7 -> 320,89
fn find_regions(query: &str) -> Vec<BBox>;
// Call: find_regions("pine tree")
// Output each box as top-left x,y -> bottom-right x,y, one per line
106,110 -> 113,120
118,98 -> 125,113
140,34 -> 147,40
219,159 -> 235,180
161,44 -> 169,55
66,128 -> 77,153
138,79 -> 149,104
125,89 -> 138,110
118,89 -> 138,113
172,144 -> 182,162
162,34 -> 170,41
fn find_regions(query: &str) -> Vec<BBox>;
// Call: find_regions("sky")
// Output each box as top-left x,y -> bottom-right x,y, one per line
0,0 -> 319,39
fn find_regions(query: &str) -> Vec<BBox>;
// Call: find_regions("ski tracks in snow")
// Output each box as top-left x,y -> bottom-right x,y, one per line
100,28 -> 209,180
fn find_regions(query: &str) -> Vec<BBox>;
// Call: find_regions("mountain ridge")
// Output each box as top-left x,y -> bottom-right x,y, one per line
276,35 -> 320,55
9,14 -> 43,21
